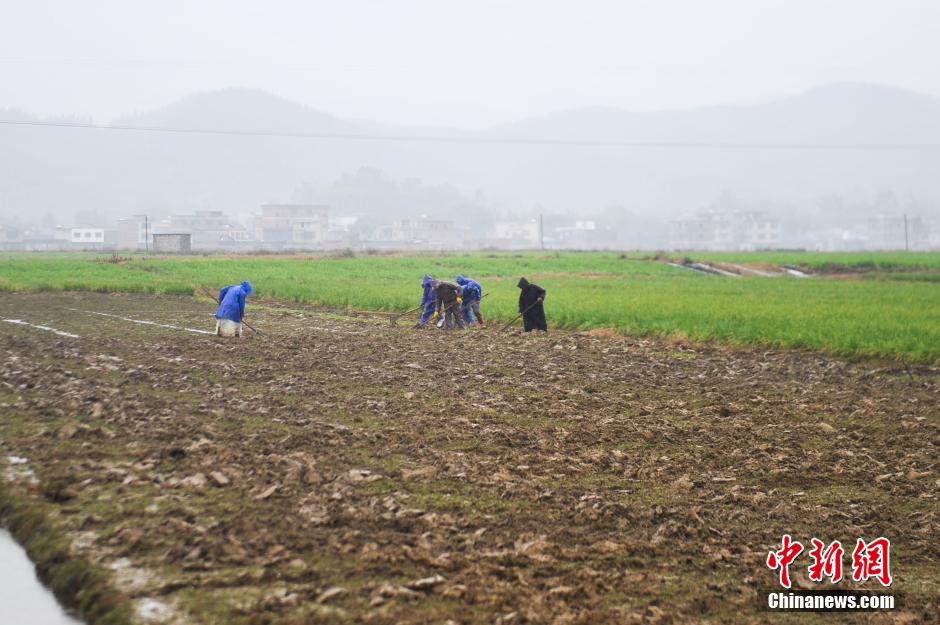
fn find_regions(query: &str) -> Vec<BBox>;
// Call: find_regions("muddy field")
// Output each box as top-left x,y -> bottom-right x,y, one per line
1,292 -> 937,624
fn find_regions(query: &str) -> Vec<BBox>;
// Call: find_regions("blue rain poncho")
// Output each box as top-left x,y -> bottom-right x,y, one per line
455,275 -> 482,301
419,273 -> 436,324
215,280 -> 253,322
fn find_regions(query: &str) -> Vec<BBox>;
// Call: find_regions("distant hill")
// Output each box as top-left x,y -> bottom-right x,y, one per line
117,88 -> 358,134
1,83 -> 938,227
490,83 -> 940,144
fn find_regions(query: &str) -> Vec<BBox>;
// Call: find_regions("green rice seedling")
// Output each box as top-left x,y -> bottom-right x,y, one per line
1,251 -> 937,363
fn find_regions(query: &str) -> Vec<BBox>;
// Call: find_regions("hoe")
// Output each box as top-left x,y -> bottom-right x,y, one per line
389,303 -> 425,326
196,285 -> 265,337
415,293 -> 489,328
501,299 -> 542,332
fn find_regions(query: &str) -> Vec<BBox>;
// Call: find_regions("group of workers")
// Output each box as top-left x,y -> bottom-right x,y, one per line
417,274 -> 547,332
417,274 -> 483,329
212,274 -> 547,337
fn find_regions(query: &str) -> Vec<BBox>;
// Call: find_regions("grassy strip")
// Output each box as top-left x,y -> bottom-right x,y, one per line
0,484 -> 133,625
1,251 -> 939,363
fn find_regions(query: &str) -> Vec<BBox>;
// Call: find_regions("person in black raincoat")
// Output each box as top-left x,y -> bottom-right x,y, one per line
516,277 -> 547,332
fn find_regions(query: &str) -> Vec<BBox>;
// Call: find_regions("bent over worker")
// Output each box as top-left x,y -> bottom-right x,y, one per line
455,274 -> 485,326
417,273 -> 437,327
432,279 -> 466,329
517,277 -> 547,332
215,280 -> 253,337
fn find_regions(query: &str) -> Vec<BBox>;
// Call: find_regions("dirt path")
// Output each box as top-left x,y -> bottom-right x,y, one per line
1,292 -> 937,624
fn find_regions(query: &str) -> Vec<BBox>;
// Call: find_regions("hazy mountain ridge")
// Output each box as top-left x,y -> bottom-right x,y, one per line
1,82 -> 938,226
116,88 -> 358,134
113,82 -> 940,143
487,83 -> 940,144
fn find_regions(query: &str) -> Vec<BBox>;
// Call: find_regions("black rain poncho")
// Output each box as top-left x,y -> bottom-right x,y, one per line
517,277 -> 547,332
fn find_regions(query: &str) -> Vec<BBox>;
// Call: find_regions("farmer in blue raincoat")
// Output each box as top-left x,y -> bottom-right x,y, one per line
416,273 -> 438,327
455,274 -> 485,326
215,280 -> 253,337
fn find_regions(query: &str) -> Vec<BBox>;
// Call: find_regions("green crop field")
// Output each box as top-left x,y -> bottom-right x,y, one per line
1,251 -> 939,363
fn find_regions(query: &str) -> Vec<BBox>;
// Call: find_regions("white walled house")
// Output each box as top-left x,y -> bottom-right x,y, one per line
253,204 -> 330,246
670,211 -> 781,251
70,226 -> 105,248
493,221 -> 539,248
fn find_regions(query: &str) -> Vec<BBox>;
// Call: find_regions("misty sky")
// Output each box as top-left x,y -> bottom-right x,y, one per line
2,0 -> 939,127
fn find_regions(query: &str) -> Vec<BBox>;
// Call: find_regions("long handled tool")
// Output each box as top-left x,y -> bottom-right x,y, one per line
195,286 -> 220,304
389,303 -> 425,326
196,285 -> 265,337
437,297 -> 464,329
238,318 -> 264,336
426,293 -> 490,329
501,298 -> 542,332
464,292 -> 490,327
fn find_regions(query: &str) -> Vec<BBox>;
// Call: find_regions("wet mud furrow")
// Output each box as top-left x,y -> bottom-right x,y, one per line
0,292 -> 937,624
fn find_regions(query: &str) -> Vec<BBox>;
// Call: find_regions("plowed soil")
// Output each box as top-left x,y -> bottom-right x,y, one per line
1,292 -> 937,624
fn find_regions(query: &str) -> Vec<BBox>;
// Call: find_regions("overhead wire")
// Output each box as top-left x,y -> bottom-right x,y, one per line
1,119 -> 938,151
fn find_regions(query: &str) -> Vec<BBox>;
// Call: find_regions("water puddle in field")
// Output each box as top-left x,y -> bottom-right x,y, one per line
668,262 -> 735,277
0,529 -> 84,624
782,265 -> 813,278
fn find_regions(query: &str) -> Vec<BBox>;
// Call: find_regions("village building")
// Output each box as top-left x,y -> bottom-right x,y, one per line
371,217 -> 465,250
70,225 -> 106,249
252,204 -> 330,247
168,210 -> 250,248
867,214 -> 929,250
670,211 -> 781,251
152,233 -> 192,253
115,215 -> 150,250
493,221 -> 540,248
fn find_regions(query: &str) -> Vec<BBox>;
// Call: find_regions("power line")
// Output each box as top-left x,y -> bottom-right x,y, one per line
1,118 -> 939,151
